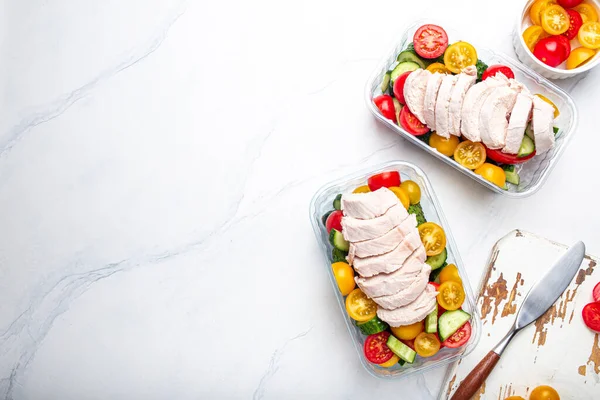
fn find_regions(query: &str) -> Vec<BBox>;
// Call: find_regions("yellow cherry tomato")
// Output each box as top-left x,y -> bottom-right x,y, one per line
378,354 -> 400,368
444,42 -> 478,74
388,186 -> 410,209
390,321 -> 424,340
522,25 -> 549,51
579,21 -> 600,50
414,332 -> 441,358
453,140 -> 486,170
418,222 -> 447,257
541,5 -> 570,35
530,0 -> 557,26
529,385 -> 560,400
332,262 -> 356,296
437,281 -> 466,311
353,185 -> 370,193
566,47 -> 596,69
439,264 -> 463,285
429,132 -> 460,156
345,288 -> 377,322
535,94 -> 560,118
574,3 -> 599,23
400,180 -> 421,205
475,163 -> 507,188
505,397 -> 525,400
426,62 -> 451,74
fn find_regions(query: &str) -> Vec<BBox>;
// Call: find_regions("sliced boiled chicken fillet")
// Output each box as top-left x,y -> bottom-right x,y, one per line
348,214 -> 418,259
423,72 -> 444,129
342,204 -> 408,242
372,264 -> 432,310
434,74 -> 459,138
404,69 -> 431,124
478,86 -> 519,149
341,187 -> 399,220
376,284 -> 438,327
448,65 -> 477,136
460,74 -> 510,142
503,93 -> 533,154
531,96 -> 556,153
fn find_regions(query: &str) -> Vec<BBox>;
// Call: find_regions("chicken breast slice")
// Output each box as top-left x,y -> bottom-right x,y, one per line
376,284 -> 438,327
354,247 -> 426,298
531,96 -> 556,153
342,204 -> 409,242
372,264 -> 432,310
348,215 -> 418,259
503,93 -> 533,154
460,74 -> 510,142
423,72 -> 444,129
448,65 -> 477,136
352,231 -> 424,277
434,75 -> 459,138
341,187 -> 399,220
478,86 -> 519,149
404,69 -> 431,124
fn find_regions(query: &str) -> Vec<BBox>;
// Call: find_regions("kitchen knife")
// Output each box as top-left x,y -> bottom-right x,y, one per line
450,241 -> 586,400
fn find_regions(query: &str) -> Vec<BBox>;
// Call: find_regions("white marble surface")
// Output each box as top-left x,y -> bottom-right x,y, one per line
1,1 -> 599,399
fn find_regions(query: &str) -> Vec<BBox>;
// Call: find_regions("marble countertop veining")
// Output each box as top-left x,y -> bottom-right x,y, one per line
1,0 -> 599,399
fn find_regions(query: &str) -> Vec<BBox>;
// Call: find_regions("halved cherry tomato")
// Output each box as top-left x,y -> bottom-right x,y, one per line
558,0 -> 583,7
541,5 -> 571,35
346,289 -> 378,322
325,210 -> 343,233
353,185 -> 370,193
400,106 -> 429,135
582,301 -> 600,332
429,133 -> 460,156
453,141 -> 486,170
368,171 -> 401,191
390,321 -> 424,340
574,3 -> 599,23
364,331 -> 394,364
414,332 -> 441,358
439,264 -> 462,284
474,163 -> 507,188
482,65 -> 515,80
444,42 -> 478,73
413,24 -> 449,59
442,321 -> 472,348
418,222 -> 447,256
530,0 -> 557,26
534,36 -> 570,67
378,353 -> 400,367
530,385 -> 560,400
579,21 -> 600,49
593,282 -> 600,302
485,147 -> 537,164
563,9 -> 584,40
393,71 -> 413,105
400,180 -> 421,204
374,95 -> 396,121
535,94 -> 561,118
566,46 -> 597,69
332,262 -> 356,296
389,186 -> 410,209
437,281 -> 466,311
426,62 -> 451,74
523,25 -> 549,52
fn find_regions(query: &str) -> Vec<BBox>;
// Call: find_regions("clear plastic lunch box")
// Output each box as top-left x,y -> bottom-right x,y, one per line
365,20 -> 578,198
309,161 -> 481,380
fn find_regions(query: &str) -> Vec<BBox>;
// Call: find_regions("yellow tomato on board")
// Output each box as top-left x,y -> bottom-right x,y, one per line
529,385 -> 560,400
429,132 -> 460,156
504,397 -> 525,400
390,321 -> 424,340
332,262 -> 355,296
444,42 -> 478,73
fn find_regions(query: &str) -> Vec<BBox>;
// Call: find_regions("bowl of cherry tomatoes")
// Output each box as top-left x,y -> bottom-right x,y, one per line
514,0 -> 600,79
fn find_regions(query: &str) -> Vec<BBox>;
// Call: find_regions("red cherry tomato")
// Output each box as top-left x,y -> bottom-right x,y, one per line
325,210 -> 343,233
442,321 -> 472,348
393,71 -> 413,105
400,106 -> 429,135
582,302 -> 600,333
373,95 -> 396,121
485,147 -> 537,164
593,282 -> 600,302
481,65 -> 515,80
558,0 -> 583,7
563,9 -> 584,40
367,171 -> 401,191
364,331 -> 394,364
533,36 -> 570,67
413,24 -> 449,59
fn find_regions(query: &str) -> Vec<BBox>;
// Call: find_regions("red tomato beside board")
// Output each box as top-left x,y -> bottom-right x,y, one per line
593,282 -> 600,302
413,24 -> 449,59
393,71 -> 413,105
367,171 -> 401,191
442,321 -> 472,348
482,65 -> 515,80
364,331 -> 394,364
373,95 -> 396,121
582,302 -> 600,332
325,210 -> 343,233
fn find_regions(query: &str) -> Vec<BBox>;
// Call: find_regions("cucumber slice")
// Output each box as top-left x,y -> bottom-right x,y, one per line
356,317 -> 389,335
429,262 -> 446,282
390,61 -> 420,82
380,71 -> 391,94
393,98 -> 402,123
439,310 -> 471,341
425,308 -> 438,334
525,122 -> 534,140
426,248 -> 447,270
386,335 -> 416,363
332,248 -> 348,263
329,229 -> 349,252
333,194 -> 342,211
503,165 -> 520,185
321,210 -> 333,226
396,50 -> 426,69
517,135 -> 535,157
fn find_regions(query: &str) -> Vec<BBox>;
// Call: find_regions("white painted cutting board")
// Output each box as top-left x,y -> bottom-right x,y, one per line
441,230 -> 599,400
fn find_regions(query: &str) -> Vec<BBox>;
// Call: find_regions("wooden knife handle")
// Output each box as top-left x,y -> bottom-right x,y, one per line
450,351 -> 500,400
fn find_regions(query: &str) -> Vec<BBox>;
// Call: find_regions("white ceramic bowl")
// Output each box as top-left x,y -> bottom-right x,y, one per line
514,0 -> 600,79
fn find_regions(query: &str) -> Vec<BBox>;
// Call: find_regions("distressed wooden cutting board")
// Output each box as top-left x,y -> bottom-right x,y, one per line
441,230 -> 599,400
